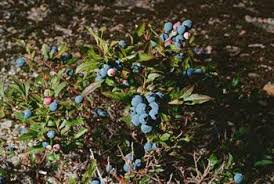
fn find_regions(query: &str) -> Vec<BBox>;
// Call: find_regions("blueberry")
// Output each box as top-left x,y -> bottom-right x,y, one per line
19,127 -> 28,135
182,19 -> 192,29
42,141 -> 49,148
61,53 -> 72,63
139,113 -> 148,124
136,103 -> 147,114
177,25 -> 186,35
131,95 -> 143,107
49,101 -> 58,112
174,42 -> 181,48
131,62 -> 141,73
234,173 -> 244,184
149,109 -> 158,120
125,153 -> 134,161
23,109 -> 32,119
50,46 -> 58,54
0,176 -> 6,184
114,59 -> 123,70
89,179 -> 100,184
118,40 -> 127,48
106,164 -> 113,173
95,73 -> 103,81
131,114 -> 140,126
133,159 -> 142,169
16,57 -> 26,67
175,35 -> 184,43
160,33 -> 169,41
144,142 -> 152,152
99,68 -> 108,77
155,92 -> 164,98
164,22 -> 173,33
193,68 -> 204,74
141,124 -> 153,134
66,68 -> 74,76
75,95 -> 83,104
152,143 -> 157,150
95,108 -> 108,118
149,102 -> 159,111
186,68 -> 194,77
145,93 -> 156,103
47,130 -> 56,139
123,163 -> 130,173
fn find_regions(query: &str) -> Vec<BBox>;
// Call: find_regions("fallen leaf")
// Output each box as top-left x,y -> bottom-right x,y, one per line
263,83 -> 274,97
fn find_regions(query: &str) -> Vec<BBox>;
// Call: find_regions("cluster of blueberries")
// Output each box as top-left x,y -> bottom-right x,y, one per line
160,19 -> 192,48
131,62 -> 142,73
95,59 -> 123,81
122,153 -> 142,173
130,92 -> 164,134
234,173 -> 244,184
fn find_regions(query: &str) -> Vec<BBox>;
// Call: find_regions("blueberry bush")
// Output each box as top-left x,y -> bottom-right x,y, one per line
0,20 -> 241,183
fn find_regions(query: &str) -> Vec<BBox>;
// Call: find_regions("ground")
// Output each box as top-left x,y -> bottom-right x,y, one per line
0,0 -> 273,183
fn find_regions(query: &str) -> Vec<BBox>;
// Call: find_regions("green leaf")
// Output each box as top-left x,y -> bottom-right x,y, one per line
135,23 -> 146,37
19,132 -> 37,141
41,44 -> 49,60
74,128 -> 88,139
102,91 -> 132,101
184,94 -> 213,105
137,52 -> 154,62
0,81 -> 4,98
54,82 -> 67,97
76,62 -> 98,74
208,154 -> 219,167
180,86 -> 194,99
254,160 -> 273,167
47,153 -> 60,161
168,99 -> 184,105
82,159 -> 97,184
160,133 -> 171,142
147,73 -> 161,83
82,80 -> 103,96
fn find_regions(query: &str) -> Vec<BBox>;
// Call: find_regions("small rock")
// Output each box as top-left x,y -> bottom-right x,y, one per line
248,73 -> 260,78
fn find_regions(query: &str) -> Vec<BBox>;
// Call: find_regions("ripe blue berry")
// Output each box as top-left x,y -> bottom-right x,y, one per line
131,114 -> 140,126
160,33 -> 169,41
131,95 -> 143,107
182,19 -> 192,29
156,92 -> 164,98
66,68 -> 74,76
75,95 -> 83,104
23,109 -> 32,119
95,108 -> 108,118
0,176 -> 6,184
141,124 -> 152,134
139,113 -> 148,124
106,164 -> 113,173
164,22 -> 173,33
131,62 -> 141,73
50,46 -> 58,54
175,35 -> 184,43
149,109 -> 158,120
118,40 -> 127,48
42,141 -> 49,148
89,180 -> 100,184
133,159 -> 142,169
16,57 -> 26,67
125,153 -> 134,161
177,25 -> 186,35
123,163 -> 130,173
61,53 -> 72,63
149,102 -> 159,111
145,94 -> 156,103
49,101 -> 58,112
186,68 -> 194,77
174,41 -> 181,48
193,68 -> 203,74
136,103 -> 147,114
114,59 -> 123,70
234,173 -> 244,184
47,130 -> 56,139
144,142 -> 152,152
